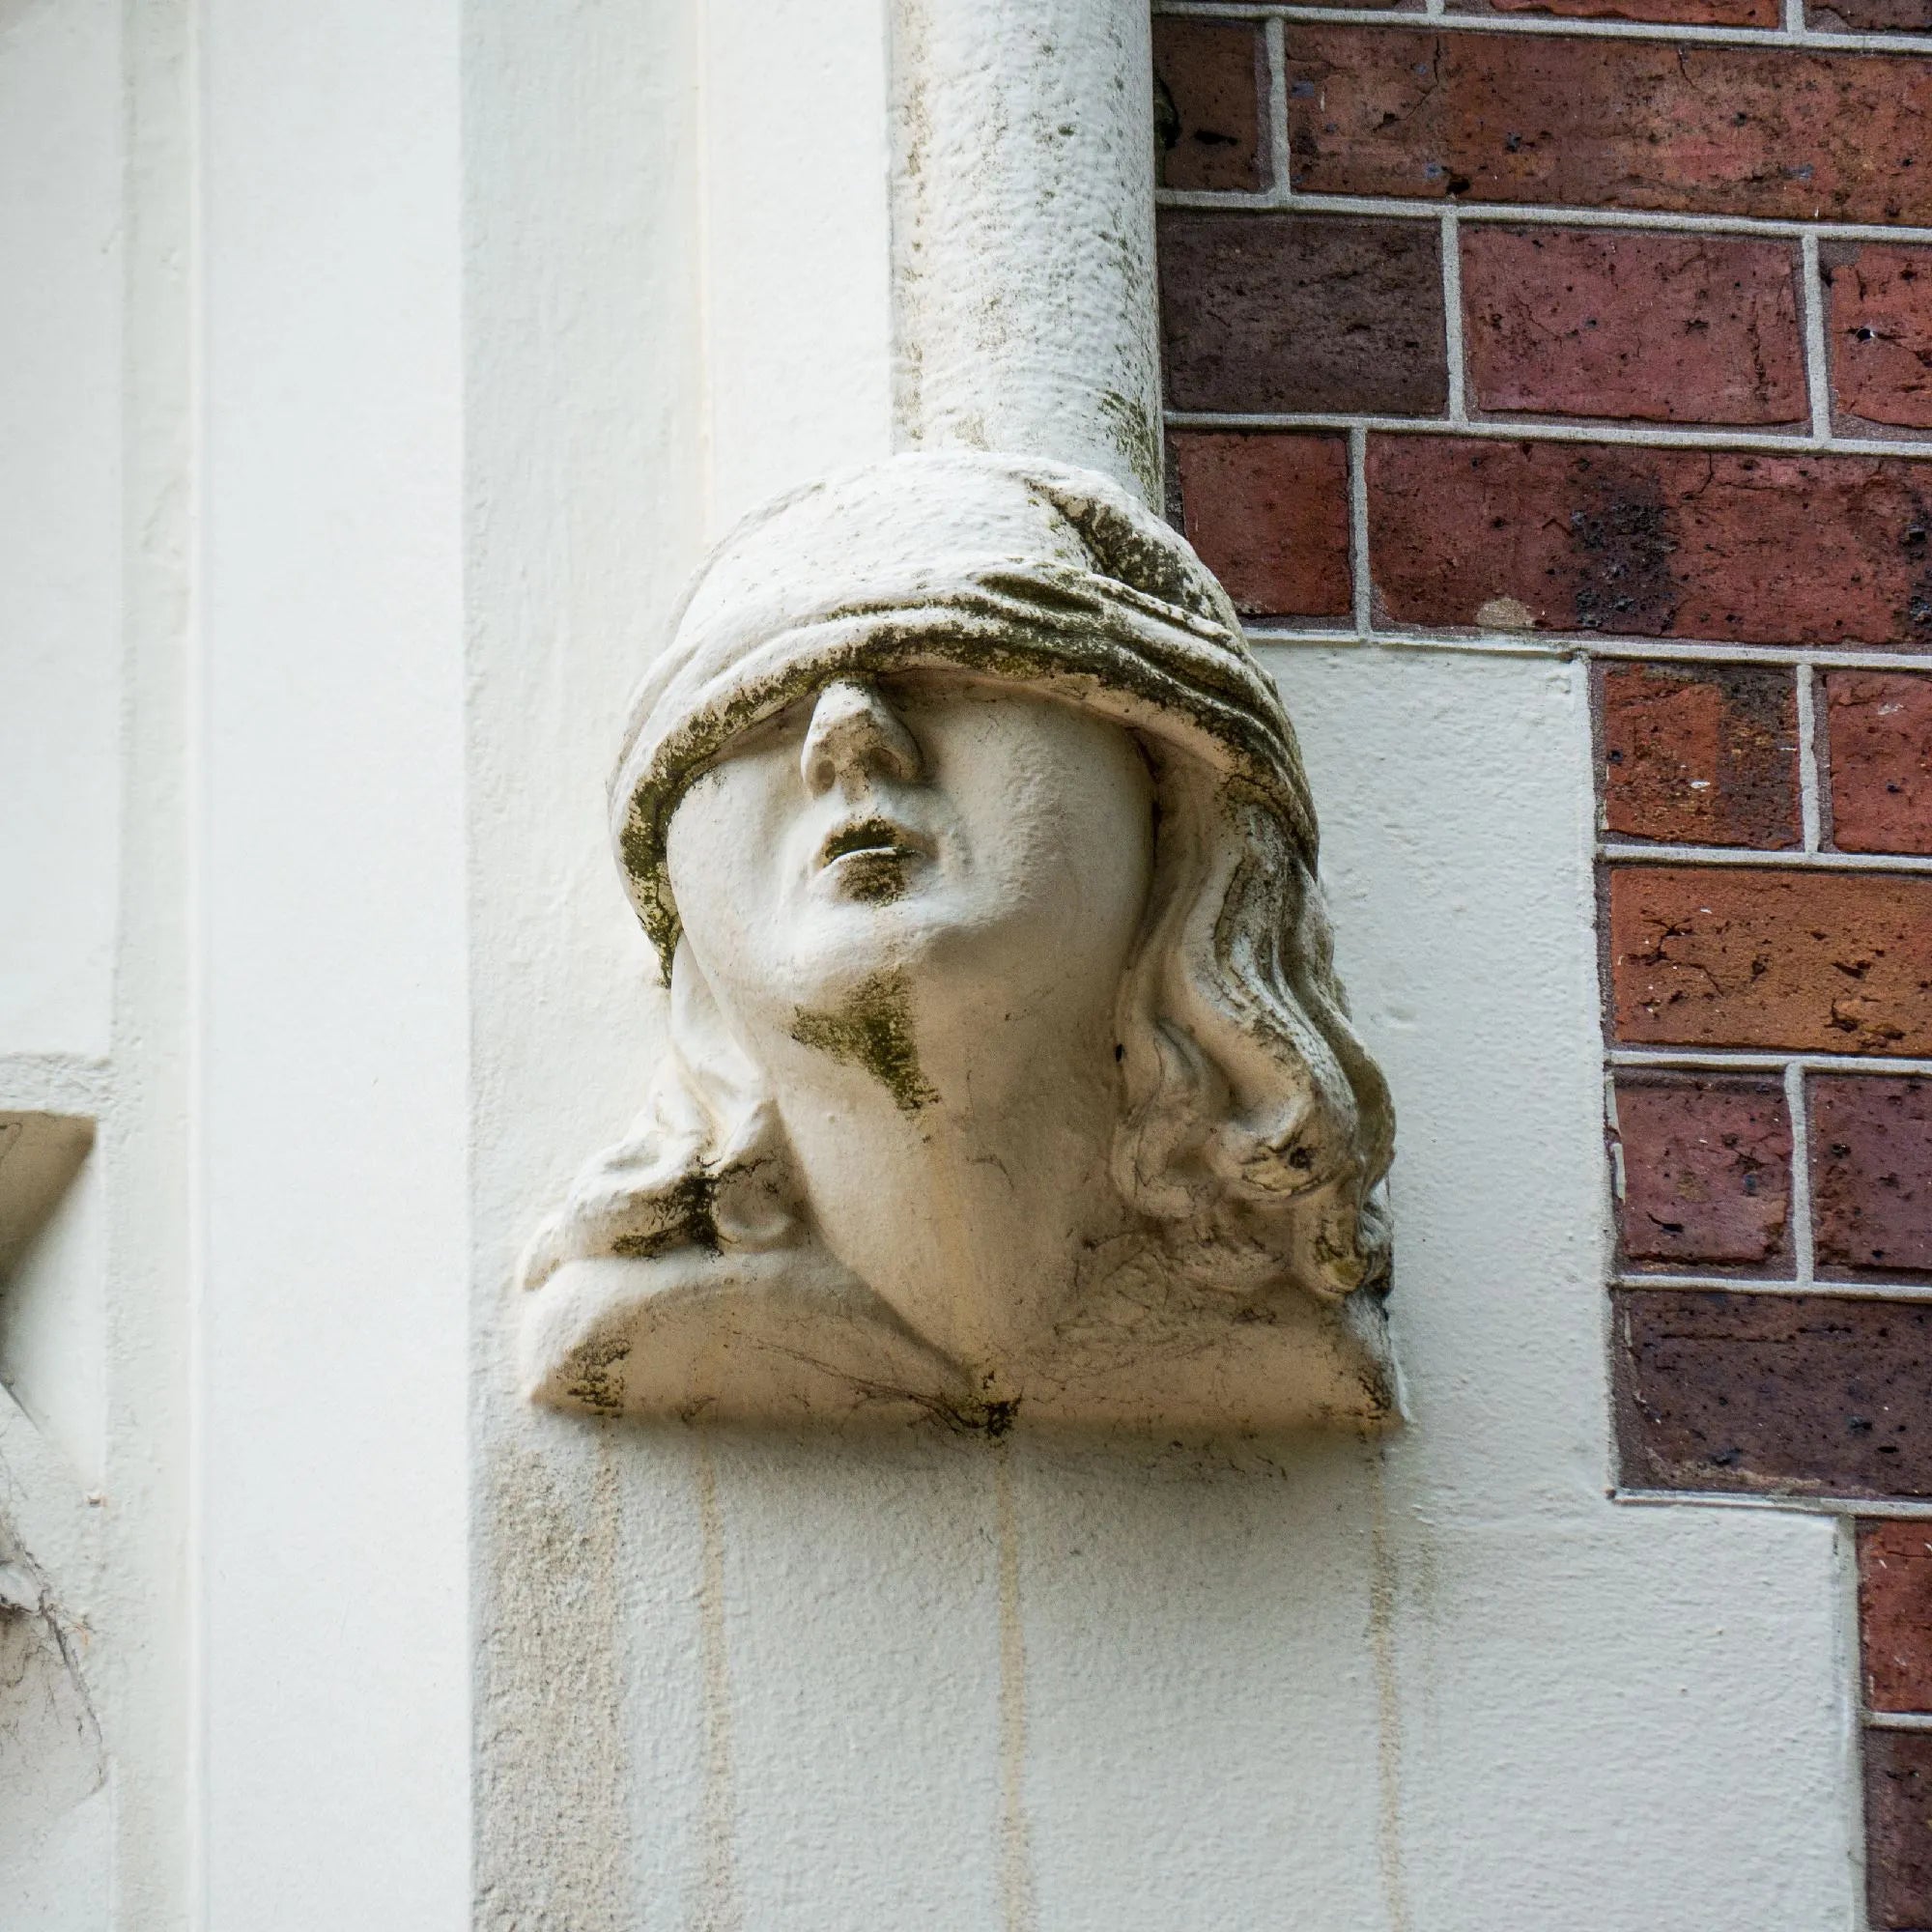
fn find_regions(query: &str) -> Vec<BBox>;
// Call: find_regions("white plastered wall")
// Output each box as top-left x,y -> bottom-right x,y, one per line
2,0 -> 196,1923
196,0 -> 469,1924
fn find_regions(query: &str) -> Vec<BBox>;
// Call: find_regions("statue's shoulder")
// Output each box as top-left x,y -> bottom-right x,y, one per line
520,1247 -> 977,1429
1019,1268 -> 1400,1437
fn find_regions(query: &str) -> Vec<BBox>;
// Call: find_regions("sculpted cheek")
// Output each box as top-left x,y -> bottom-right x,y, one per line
979,711 -> 1151,936
667,771 -> 768,964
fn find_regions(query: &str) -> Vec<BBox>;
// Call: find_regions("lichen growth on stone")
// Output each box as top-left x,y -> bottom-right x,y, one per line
565,1334 -> 632,1416
790,971 -> 937,1114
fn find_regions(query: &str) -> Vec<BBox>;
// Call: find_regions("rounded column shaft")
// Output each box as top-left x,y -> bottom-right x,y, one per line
890,0 -> 1162,504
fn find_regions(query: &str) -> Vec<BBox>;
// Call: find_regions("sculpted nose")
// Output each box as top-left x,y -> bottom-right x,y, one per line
800,680 -> 924,797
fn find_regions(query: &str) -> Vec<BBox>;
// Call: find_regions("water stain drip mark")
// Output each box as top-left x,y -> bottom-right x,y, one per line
1369,1451 -> 1411,1932
994,1441 -> 1038,1932
693,1442 -> 742,1932
475,1435 -> 628,1929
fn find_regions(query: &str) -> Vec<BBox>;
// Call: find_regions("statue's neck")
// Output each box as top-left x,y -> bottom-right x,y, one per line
763,970 -> 1134,1385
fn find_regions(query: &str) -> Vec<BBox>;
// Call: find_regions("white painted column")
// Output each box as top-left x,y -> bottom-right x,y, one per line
198,3 -> 468,1923
890,0 -> 1162,501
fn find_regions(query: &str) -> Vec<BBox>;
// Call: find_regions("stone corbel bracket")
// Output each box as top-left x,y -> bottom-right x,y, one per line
517,455 -> 1398,1436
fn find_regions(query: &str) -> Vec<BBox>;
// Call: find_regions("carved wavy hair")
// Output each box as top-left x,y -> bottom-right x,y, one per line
1109,753 -> 1393,1300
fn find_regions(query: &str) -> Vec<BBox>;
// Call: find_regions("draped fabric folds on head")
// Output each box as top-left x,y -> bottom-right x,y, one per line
610,451 -> 1321,977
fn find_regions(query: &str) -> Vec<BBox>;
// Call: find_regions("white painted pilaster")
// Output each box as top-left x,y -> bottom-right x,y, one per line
197,2 -> 468,1921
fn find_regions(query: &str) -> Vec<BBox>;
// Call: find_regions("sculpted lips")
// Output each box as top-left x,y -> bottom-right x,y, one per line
815,814 -> 930,902
817,814 -> 927,867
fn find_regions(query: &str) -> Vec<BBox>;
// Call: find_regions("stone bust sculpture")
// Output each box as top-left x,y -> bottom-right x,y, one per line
520,452 -> 1397,1434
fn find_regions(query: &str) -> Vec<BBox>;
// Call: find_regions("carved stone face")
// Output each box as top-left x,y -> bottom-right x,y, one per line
519,452 -> 1397,1435
665,671 -> 1155,1109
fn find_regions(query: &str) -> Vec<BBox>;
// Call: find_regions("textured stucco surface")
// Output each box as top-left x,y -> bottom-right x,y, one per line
893,0 -> 1163,500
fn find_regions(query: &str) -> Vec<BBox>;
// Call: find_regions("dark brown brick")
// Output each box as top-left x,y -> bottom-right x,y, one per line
1868,1728 -> 1932,1929
1813,1078 -> 1932,1279
1367,437 -> 1932,647
1159,212 -> 1447,416
1283,28 -> 1932,225
1812,0 -> 1932,33
1861,1520 -> 1932,1713
1614,1076 -> 1792,1270
1462,228 -> 1804,426
1614,1289 -> 1932,1498
1828,672 -> 1932,857
1608,867 -> 1932,1055
1829,245 -> 1932,432
1455,0 -> 1776,23
1171,431 -> 1353,618
1601,663 -> 1800,849
1153,18 -> 1268,193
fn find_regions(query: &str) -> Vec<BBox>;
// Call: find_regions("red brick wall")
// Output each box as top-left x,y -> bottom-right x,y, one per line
1155,6 -> 1932,1918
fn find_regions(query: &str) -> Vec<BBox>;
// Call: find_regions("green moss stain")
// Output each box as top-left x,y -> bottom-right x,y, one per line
838,855 -> 909,905
822,818 -> 912,904
608,1171 -> 722,1262
790,971 -> 937,1114
1096,384 -> 1163,508
976,1396 -> 1020,1439
565,1335 -> 632,1416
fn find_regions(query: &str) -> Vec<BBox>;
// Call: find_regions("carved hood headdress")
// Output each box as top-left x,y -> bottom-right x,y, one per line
611,451 -> 1318,977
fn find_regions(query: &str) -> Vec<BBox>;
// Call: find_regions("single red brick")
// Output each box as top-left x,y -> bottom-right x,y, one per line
1867,1729 -> 1932,1929
1159,212 -> 1447,415
1601,664 -> 1800,849
1463,228 -> 1804,426
1367,437 -> 1932,647
1831,245 -> 1932,434
1614,1076 -> 1792,1268
1614,1289 -> 1932,1498
1172,432 -> 1352,618
1812,1078 -> 1932,1278
1609,867 -> 1932,1055
1455,0 -> 1775,23
1861,1520 -> 1932,1713
1282,28 -> 1932,224
1812,0 -> 1932,32
1829,673 -> 1932,857
1153,19 -> 1268,193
